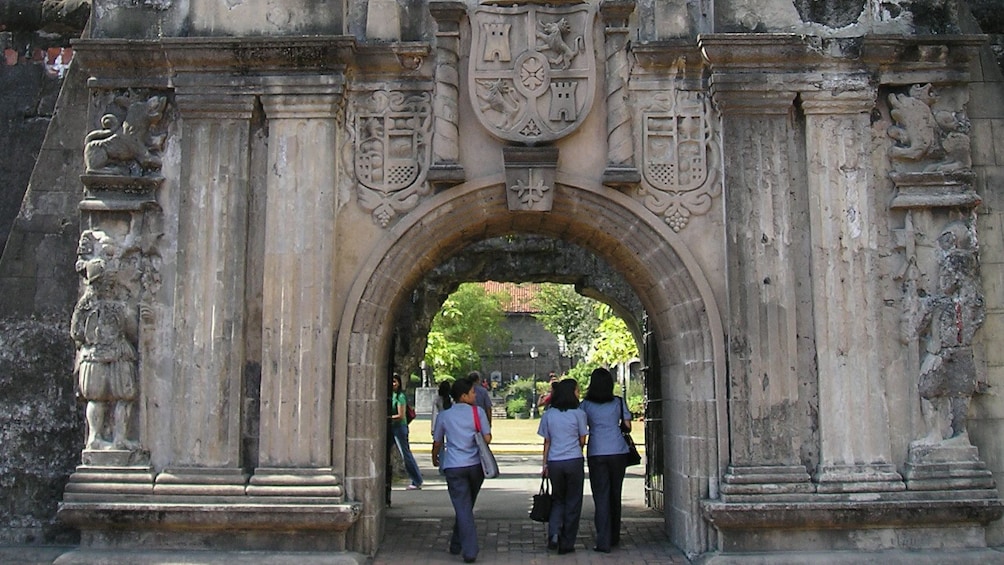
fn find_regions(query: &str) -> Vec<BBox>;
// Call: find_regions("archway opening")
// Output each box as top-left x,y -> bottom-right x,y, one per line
336,176 -> 725,557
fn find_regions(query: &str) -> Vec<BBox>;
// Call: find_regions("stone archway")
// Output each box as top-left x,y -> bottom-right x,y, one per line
335,173 -> 726,556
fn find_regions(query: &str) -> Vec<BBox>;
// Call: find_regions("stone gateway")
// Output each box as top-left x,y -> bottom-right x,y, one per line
2,0 -> 1004,563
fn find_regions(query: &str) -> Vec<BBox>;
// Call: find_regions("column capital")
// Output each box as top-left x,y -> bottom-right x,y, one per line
429,0 -> 467,25
709,84 -> 795,115
800,87 -> 877,115
600,0 -> 636,28
260,76 -> 345,119
174,88 -> 257,120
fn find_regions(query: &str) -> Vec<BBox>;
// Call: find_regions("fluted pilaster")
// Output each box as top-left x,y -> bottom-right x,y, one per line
712,86 -> 812,497
160,85 -> 255,494
803,88 -> 905,493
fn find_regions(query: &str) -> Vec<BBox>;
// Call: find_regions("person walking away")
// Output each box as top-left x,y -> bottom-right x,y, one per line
579,367 -> 632,553
466,371 -> 493,425
390,374 -> 423,490
432,378 -> 493,563
431,379 -> 453,436
537,379 -> 587,554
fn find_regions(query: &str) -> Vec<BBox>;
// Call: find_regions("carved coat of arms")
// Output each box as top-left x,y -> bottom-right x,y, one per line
351,90 -> 432,226
469,3 -> 595,144
639,91 -> 721,232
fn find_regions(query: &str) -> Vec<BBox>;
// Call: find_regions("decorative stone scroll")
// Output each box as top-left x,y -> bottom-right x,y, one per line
469,2 -> 595,144
637,90 -> 721,232
349,89 -> 432,227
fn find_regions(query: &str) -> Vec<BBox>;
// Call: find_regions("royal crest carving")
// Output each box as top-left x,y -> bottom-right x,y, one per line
349,90 -> 432,227
638,91 -> 721,232
469,3 -> 596,144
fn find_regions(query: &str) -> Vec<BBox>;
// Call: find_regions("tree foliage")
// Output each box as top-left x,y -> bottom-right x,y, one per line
530,283 -> 598,359
424,283 -> 511,380
532,284 -> 638,367
589,304 -> 638,366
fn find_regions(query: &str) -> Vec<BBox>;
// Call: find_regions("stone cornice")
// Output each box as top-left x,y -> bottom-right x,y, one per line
72,36 -> 432,89
861,34 -> 987,85
699,33 -> 987,88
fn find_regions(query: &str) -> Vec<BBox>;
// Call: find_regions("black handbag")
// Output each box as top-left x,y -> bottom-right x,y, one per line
529,476 -> 552,522
620,397 -> 642,467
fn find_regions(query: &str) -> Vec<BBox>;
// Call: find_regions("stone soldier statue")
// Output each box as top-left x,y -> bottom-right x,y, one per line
71,230 -> 140,451
915,221 -> 986,446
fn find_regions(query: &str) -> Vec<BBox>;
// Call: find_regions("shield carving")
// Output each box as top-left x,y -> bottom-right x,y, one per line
352,90 -> 432,226
639,91 -> 721,232
469,3 -> 595,144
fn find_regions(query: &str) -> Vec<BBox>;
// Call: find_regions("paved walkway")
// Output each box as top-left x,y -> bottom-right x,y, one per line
375,452 -> 687,565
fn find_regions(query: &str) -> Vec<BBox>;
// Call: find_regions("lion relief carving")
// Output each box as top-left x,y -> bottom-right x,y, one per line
85,94 -> 168,177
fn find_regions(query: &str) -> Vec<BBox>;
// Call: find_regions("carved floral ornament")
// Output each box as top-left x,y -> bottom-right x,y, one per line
637,90 -> 722,232
347,90 -> 433,227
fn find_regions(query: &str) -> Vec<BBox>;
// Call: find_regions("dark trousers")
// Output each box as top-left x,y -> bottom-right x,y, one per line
444,464 -> 485,560
588,453 -> 627,551
547,457 -> 584,551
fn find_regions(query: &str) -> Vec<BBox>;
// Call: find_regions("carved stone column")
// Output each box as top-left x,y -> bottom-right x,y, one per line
600,0 -> 639,186
155,84 -> 255,495
802,88 -> 905,493
248,83 -> 345,499
711,85 -> 813,498
428,0 -> 466,186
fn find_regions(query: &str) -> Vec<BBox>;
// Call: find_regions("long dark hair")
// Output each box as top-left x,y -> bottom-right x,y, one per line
584,367 -> 615,403
438,380 -> 453,409
549,379 -> 579,411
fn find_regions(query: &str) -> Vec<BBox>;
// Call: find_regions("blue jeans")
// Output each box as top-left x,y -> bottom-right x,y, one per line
547,458 -> 584,552
588,453 -> 627,551
444,464 -> 485,560
391,423 -> 423,487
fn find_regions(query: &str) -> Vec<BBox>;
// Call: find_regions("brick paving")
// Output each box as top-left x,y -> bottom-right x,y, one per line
375,516 -> 686,565
375,453 -> 688,565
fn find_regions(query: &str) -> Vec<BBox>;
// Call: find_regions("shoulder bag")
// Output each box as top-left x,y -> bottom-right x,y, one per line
620,397 -> 642,467
473,405 -> 500,478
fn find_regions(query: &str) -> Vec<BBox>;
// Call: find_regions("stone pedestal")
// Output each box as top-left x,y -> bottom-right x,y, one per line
906,442 -> 997,491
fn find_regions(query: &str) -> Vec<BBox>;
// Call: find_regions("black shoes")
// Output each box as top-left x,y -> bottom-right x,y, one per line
557,547 -> 575,555
593,546 -> 611,553
463,558 -> 477,563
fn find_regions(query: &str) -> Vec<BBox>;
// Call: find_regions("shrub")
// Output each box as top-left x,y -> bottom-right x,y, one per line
506,397 -> 528,418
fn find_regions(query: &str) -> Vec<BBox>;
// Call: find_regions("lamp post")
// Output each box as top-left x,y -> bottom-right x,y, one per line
529,346 -> 539,418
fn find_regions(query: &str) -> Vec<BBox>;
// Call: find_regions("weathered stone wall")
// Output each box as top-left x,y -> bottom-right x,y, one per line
0,317 -> 81,545
0,1 -> 89,546
962,0 -> 1004,547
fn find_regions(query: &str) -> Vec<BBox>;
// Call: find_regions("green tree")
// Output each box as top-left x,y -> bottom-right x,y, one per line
589,304 -> 639,366
424,283 -> 511,380
531,283 -> 597,359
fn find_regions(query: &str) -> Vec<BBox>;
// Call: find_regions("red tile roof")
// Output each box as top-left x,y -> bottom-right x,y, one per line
481,282 -> 541,314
